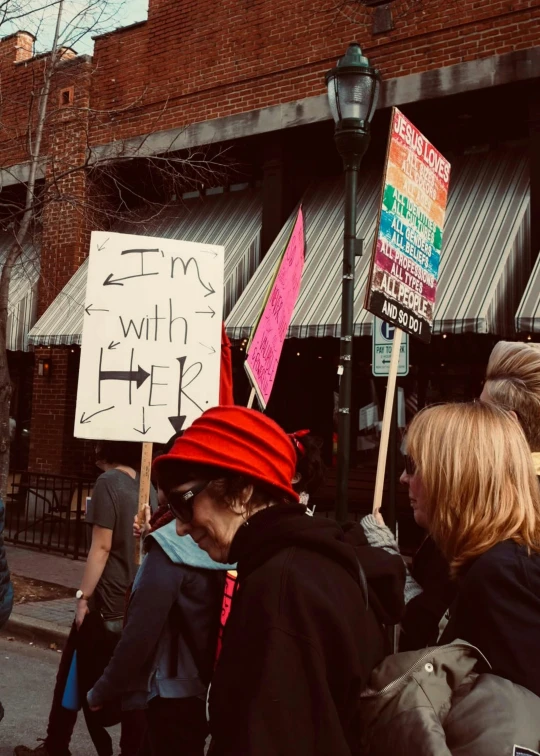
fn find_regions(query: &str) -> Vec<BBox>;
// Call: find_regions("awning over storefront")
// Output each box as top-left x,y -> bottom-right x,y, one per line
226,147 -> 530,339
1,235 -> 40,352
515,251 -> 540,333
28,188 -> 261,346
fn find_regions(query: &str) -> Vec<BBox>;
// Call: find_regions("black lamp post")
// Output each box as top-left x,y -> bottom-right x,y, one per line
326,42 -> 380,522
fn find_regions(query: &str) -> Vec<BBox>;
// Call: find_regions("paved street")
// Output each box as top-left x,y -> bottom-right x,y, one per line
0,636 -> 120,756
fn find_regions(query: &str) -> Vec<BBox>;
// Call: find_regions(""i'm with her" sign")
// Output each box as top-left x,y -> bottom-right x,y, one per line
74,231 -> 224,443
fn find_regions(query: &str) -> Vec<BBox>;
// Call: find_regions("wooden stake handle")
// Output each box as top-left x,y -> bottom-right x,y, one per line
372,328 -> 403,514
134,442 -> 153,566
247,388 -> 256,409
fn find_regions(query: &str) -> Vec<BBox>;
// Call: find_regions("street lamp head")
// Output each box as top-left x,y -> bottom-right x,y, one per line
325,42 -> 380,166
326,42 -> 380,127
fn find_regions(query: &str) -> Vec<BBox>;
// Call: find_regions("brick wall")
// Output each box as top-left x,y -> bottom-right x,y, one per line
31,56 -> 93,316
1,1 -> 538,166
29,347 -> 95,476
88,0 -> 540,146
29,347 -> 70,473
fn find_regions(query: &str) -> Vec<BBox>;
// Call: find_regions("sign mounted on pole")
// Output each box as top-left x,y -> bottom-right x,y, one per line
245,207 -> 305,409
372,316 -> 409,377
74,231 -> 224,443
365,107 -> 451,344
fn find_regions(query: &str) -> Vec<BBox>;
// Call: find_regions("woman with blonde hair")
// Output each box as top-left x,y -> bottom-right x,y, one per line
401,400 -> 540,696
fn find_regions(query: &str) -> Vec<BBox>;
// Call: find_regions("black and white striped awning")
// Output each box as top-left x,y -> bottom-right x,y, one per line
28,188 -> 261,346
226,146 -> 530,339
1,234 -> 40,352
516,251 -> 540,333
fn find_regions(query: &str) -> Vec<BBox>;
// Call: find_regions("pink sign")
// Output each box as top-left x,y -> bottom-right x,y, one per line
245,207 -> 305,408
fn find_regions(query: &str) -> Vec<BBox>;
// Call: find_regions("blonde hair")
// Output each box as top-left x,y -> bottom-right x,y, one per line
483,341 -> 540,452
406,402 -> 540,575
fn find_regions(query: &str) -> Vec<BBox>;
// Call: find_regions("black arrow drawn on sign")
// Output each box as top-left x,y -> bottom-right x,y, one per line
99,365 -> 150,389
134,407 -> 151,435
195,305 -> 215,318
85,304 -> 109,316
103,273 -> 125,287
198,342 -> 216,355
199,249 -> 218,258
97,238 -> 109,251
80,405 -> 115,424
108,341 -> 120,350
168,357 -> 204,432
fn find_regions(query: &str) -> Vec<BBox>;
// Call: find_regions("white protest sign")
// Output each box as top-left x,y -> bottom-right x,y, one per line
75,231 -> 224,443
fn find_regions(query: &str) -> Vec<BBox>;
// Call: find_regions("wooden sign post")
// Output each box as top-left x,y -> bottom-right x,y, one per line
135,441 -> 153,565
372,328 -> 402,514
74,230 -> 225,563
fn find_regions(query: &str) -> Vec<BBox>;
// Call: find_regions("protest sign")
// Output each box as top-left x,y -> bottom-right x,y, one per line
368,110 -> 450,520
245,208 -> 305,408
74,231 -> 224,443
365,107 -> 451,344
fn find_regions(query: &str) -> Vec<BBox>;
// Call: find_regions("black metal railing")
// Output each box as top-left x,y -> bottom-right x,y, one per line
4,471 -> 95,560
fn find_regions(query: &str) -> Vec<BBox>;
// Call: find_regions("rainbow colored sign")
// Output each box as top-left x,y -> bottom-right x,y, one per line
365,108 -> 451,343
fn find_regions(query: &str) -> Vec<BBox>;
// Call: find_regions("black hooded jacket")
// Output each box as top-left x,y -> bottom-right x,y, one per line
208,505 -> 406,756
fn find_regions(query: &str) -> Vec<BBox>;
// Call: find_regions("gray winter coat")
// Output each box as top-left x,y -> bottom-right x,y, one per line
357,641 -> 540,756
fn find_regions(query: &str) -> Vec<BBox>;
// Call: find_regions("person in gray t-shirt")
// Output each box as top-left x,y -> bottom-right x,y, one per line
86,466 -> 157,619
77,441 -> 158,626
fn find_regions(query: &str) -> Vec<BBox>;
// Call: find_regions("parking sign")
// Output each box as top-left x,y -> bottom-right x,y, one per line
372,316 -> 409,377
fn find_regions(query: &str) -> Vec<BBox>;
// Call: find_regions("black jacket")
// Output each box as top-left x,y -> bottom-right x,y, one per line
208,505 -> 405,756
439,540 -> 540,697
399,535 -> 456,651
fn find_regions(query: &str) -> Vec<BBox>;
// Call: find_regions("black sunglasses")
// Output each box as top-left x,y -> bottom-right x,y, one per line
167,480 -> 209,524
404,455 -> 416,476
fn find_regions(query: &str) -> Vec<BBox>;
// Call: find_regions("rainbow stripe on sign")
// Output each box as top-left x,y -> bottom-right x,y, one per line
365,108 -> 450,343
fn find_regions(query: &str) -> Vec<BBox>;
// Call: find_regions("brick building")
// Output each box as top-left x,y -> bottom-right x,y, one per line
2,0 -> 540,477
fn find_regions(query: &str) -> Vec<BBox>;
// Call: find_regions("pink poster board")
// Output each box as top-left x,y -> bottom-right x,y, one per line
245,207 -> 305,408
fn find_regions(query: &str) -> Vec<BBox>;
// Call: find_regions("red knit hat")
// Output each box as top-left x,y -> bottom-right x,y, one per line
153,406 -> 299,502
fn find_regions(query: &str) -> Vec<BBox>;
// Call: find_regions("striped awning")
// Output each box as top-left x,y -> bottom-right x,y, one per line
226,146 -> 530,339
1,235 -> 40,352
516,251 -> 540,333
28,188 -> 261,346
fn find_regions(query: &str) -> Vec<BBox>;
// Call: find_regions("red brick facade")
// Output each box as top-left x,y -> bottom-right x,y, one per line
1,0 -> 538,474
88,0 -> 540,146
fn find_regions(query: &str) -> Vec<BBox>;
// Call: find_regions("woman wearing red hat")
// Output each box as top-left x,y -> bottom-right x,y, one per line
153,406 -> 405,756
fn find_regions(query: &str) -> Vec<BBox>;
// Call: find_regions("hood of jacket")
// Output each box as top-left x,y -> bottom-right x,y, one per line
357,641 -> 540,756
229,504 -> 405,625
150,520 -> 235,570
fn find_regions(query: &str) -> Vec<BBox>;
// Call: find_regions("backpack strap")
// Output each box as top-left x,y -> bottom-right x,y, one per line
356,557 -> 369,611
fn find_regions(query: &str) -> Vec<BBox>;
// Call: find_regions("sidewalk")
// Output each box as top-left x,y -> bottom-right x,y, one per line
3,545 -> 85,646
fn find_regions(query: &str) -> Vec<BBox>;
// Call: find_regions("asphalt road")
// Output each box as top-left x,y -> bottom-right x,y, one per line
0,635 -> 120,756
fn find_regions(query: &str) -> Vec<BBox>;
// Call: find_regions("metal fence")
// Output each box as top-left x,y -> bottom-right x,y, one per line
4,471 -> 95,560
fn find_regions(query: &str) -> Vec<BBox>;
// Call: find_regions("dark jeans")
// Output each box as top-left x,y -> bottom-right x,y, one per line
146,697 -> 208,756
45,612 -> 147,756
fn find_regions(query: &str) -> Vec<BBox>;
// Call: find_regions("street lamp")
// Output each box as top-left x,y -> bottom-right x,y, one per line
326,42 -> 380,522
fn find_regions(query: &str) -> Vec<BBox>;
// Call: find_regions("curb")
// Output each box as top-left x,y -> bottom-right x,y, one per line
3,612 -> 70,647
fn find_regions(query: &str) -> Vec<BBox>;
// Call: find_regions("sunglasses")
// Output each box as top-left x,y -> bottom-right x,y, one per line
167,480 -> 209,524
404,455 -> 416,476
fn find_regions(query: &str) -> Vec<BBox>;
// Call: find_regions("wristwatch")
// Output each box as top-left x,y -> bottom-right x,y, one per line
75,590 -> 91,601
